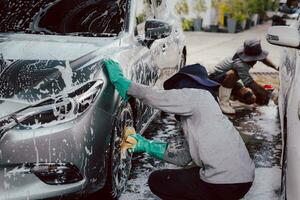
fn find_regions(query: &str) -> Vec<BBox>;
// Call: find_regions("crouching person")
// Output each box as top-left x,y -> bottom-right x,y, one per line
209,39 -> 278,114
104,60 -> 254,200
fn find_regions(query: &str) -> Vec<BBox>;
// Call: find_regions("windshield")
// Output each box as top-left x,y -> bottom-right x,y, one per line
0,0 -> 128,37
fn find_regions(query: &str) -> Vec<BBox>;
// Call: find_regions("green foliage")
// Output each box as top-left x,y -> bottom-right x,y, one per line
212,0 -> 222,8
246,0 -> 279,14
265,0 -> 280,11
255,0 -> 265,14
224,0 -> 248,22
224,0 -> 279,20
247,0 -> 259,15
273,0 -> 280,11
193,0 -> 207,17
136,14 -> 146,25
175,0 -> 189,16
182,19 -> 194,31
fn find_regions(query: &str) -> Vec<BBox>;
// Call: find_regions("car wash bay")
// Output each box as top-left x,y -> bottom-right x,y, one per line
120,22 -> 282,200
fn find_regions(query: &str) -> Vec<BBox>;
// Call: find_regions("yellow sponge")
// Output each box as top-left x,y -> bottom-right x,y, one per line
120,127 -> 137,159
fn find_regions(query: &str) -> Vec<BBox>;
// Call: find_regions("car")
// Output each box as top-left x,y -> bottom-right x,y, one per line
0,0 -> 186,199
278,3 -> 300,19
267,19 -> 300,199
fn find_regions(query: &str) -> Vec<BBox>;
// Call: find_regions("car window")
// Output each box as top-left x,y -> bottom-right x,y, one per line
135,0 -> 154,37
0,0 -> 128,37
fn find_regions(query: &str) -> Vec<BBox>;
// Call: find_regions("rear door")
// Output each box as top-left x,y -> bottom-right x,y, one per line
283,19 -> 300,200
154,0 -> 181,68
150,0 -> 183,86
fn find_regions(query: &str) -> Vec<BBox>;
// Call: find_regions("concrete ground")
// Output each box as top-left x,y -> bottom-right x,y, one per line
120,22 -> 283,200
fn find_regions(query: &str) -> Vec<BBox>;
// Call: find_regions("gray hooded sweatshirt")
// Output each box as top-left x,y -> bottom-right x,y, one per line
128,83 -> 255,184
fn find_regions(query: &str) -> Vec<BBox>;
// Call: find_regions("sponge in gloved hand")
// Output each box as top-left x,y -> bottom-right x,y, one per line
127,134 -> 168,160
120,127 -> 137,159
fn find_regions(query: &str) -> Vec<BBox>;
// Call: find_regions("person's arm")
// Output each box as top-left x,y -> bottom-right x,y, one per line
163,140 -> 193,167
128,83 -> 194,116
232,62 -> 254,87
104,59 -> 194,116
126,133 -> 192,167
248,81 -> 270,105
262,58 -> 278,71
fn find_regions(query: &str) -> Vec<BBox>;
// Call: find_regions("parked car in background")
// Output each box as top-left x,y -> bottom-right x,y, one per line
267,18 -> 300,200
0,0 -> 186,199
278,3 -> 300,19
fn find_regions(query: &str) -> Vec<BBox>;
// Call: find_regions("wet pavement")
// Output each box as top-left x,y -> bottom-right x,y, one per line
120,101 -> 282,200
120,22 -> 283,200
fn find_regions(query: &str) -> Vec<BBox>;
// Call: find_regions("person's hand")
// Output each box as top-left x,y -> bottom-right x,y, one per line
249,81 -> 270,105
120,127 -> 138,159
123,133 -> 168,160
103,59 -> 131,101
103,59 -> 124,83
127,134 -> 148,153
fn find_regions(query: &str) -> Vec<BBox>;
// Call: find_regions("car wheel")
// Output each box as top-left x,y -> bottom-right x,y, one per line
103,101 -> 134,199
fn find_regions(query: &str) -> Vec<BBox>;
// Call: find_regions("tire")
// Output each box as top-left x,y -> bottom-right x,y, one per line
103,101 -> 134,199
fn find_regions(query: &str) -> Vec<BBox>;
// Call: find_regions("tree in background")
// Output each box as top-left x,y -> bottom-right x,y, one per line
210,0 -> 223,28
175,0 -> 189,17
193,0 -> 207,16
223,0 -> 248,32
175,0 -> 193,31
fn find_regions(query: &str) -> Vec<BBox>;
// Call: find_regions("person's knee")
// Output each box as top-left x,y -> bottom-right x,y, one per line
148,170 -> 163,194
237,88 -> 256,104
243,95 -> 256,104
222,70 -> 239,88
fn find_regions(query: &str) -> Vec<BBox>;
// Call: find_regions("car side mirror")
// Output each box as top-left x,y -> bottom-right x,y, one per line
266,26 -> 300,49
145,19 -> 172,41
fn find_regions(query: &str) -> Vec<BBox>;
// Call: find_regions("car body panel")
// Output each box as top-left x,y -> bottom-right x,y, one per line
284,47 -> 300,200
0,33 -> 117,60
271,20 -> 300,199
0,170 -> 86,200
0,0 -> 186,199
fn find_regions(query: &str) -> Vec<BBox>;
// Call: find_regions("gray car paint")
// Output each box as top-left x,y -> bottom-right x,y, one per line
0,0 -> 186,199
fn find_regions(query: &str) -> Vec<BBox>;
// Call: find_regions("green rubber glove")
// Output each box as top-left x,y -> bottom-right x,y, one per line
103,59 -> 132,101
128,134 -> 168,160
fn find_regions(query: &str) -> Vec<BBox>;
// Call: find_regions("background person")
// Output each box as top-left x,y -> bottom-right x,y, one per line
209,39 -> 278,114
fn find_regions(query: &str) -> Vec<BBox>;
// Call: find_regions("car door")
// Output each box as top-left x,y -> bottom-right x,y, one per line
280,19 -> 300,200
151,0 -> 181,71
128,0 -> 160,132
285,28 -> 300,200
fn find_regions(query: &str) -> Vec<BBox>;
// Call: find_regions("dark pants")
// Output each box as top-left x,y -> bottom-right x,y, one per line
148,168 -> 252,200
209,70 -> 256,105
